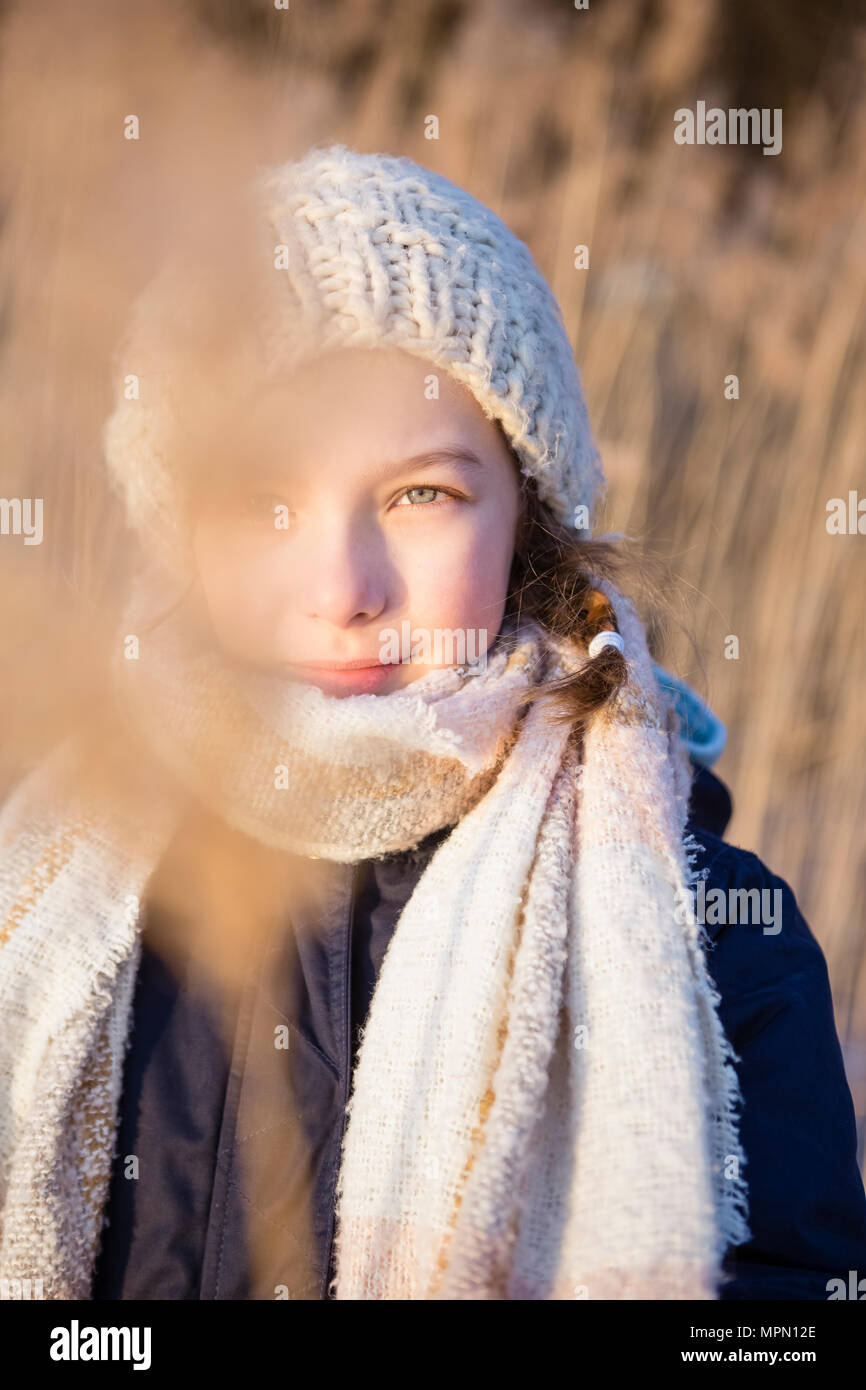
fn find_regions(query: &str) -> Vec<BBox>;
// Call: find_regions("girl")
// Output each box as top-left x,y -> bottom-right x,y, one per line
1,143 -> 864,1301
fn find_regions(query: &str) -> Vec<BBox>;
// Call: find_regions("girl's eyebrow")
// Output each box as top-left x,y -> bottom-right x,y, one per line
384,447 -> 484,476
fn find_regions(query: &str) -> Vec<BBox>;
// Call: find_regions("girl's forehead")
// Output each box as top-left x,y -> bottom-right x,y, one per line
185,345 -> 509,491
259,345 -> 442,401
225,347 -> 492,443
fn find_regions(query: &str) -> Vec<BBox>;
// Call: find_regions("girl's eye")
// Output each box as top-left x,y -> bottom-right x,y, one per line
393,486 -> 451,508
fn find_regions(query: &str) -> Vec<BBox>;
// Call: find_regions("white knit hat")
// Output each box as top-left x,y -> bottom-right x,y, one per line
103,142 -> 606,578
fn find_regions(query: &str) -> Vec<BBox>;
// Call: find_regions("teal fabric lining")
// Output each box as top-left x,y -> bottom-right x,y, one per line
651,663 -> 727,769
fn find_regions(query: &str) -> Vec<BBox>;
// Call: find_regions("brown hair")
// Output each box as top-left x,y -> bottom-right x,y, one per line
501,465 -> 669,734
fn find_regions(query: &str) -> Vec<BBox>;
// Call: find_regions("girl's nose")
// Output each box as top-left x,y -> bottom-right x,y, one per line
299,519 -> 388,629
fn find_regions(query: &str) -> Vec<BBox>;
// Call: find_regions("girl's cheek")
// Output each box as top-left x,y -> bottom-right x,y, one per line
399,524 -> 510,634
194,532 -> 294,661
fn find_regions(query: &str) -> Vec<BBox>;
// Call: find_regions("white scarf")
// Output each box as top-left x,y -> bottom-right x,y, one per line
0,572 -> 750,1299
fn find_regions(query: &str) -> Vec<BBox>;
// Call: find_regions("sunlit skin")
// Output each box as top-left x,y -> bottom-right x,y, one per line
189,346 -> 522,697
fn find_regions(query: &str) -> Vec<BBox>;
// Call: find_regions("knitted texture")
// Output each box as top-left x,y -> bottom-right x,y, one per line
0,734 -> 183,1299
102,142 -> 606,579
0,570 -> 751,1299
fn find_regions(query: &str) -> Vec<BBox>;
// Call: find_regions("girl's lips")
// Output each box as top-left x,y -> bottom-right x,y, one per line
288,663 -> 396,695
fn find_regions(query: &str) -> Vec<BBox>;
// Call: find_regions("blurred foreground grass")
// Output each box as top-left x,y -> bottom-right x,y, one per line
1,0 -> 865,1170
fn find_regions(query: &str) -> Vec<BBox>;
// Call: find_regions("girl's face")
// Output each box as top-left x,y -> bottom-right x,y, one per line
189,347 -> 522,697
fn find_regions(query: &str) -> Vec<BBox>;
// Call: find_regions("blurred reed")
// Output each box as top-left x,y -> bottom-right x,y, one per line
1,0 -> 864,1169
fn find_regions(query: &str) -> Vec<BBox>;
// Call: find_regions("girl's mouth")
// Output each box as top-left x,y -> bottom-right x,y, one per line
286,662 -> 397,696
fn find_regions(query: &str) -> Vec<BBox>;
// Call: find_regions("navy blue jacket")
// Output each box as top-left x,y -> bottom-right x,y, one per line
92,764 -> 866,1301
